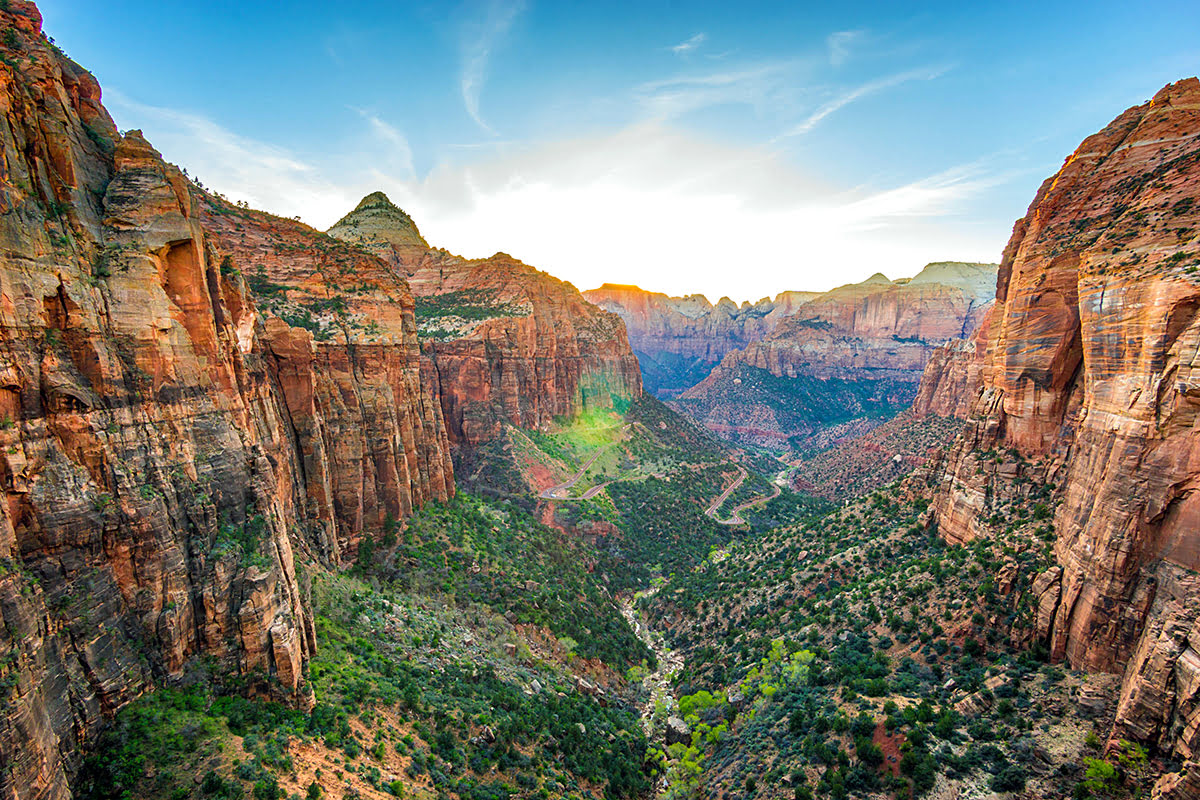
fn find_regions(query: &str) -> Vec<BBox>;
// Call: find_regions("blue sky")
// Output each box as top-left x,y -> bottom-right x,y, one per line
40,0 -> 1200,300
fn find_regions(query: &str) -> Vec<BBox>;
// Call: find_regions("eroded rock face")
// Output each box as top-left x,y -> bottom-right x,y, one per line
328,197 -> 643,447
198,197 -> 455,557
911,313 -> 992,419
927,77 -> 1200,791
672,264 -> 996,446
0,7 -> 451,798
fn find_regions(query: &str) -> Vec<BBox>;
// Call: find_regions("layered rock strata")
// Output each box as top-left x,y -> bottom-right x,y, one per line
328,196 -> 643,446
673,263 -> 996,446
927,78 -> 1200,793
0,6 -> 452,798
911,313 -> 992,419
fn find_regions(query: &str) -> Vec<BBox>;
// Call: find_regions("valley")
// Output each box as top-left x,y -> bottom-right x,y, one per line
0,3 -> 1198,800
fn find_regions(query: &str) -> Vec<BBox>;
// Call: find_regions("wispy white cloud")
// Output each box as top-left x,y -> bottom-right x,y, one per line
670,32 -> 706,56
105,90 -> 359,222
399,126 -> 1006,299
102,91 -> 1008,299
352,108 -> 415,175
634,61 -> 807,121
829,162 -> 1008,229
460,0 -> 527,135
777,65 -> 949,139
826,30 -> 862,66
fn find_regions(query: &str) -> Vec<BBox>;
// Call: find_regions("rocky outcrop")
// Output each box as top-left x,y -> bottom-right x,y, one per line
911,313 -> 992,418
328,196 -> 642,447
0,7 -> 452,798
672,263 -> 996,447
326,190 -> 428,249
198,197 -> 455,552
927,78 -> 1200,793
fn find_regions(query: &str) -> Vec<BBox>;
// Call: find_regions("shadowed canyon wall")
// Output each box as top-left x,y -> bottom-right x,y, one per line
0,6 -> 457,797
0,10 -> 647,795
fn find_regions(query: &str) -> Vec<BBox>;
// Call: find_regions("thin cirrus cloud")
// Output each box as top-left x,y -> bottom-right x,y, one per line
351,108 -> 415,176
826,30 -> 862,66
633,62 -> 804,121
404,126 -> 1003,300
99,85 -> 1001,300
670,32 -> 706,56
459,0 -> 528,135
103,90 -> 357,224
776,65 -> 951,139
100,10 -> 997,300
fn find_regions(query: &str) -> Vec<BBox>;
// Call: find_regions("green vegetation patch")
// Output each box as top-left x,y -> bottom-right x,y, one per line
413,289 -> 523,324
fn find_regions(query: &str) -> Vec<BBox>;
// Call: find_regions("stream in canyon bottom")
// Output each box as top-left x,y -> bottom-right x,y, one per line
619,584 -> 685,795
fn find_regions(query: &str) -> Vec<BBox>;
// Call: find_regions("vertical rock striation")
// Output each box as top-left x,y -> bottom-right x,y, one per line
911,313 -> 992,419
0,5 -> 452,798
927,78 -> 1200,792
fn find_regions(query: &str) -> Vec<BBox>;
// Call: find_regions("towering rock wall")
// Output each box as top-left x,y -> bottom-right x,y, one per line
198,198 -> 455,548
0,6 -> 452,798
328,197 -> 643,447
927,78 -> 1200,796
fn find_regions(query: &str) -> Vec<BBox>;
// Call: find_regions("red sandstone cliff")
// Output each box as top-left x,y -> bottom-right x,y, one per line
911,313 -> 992,419
927,78 -> 1200,796
0,6 -> 451,798
327,196 -> 643,446
198,197 -> 455,544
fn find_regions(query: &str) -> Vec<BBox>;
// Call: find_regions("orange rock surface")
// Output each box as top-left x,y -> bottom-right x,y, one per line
0,7 -> 449,797
928,78 -> 1200,793
328,197 -> 643,446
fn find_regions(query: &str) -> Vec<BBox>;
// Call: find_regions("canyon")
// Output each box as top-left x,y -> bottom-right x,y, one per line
0,4 -> 641,797
598,263 -> 995,449
0,2 -> 1198,799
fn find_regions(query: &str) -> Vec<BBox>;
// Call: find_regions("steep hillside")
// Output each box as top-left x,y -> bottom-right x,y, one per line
928,77 -> 1200,798
328,196 -> 643,447
583,284 -> 818,398
674,263 -> 996,449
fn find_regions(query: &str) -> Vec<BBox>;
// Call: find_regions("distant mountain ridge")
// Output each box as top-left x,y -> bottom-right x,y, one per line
583,283 -> 819,397
589,263 -> 997,448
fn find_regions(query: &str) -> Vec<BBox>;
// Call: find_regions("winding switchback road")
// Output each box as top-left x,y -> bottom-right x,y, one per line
705,466 -> 784,525
538,424 -> 631,500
